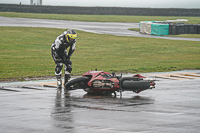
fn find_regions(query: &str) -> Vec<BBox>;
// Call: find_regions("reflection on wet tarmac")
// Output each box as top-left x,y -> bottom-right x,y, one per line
54,91 -> 155,113
1,75 -> 200,132
52,91 -> 75,132
1,71 -> 200,132
52,90 -> 155,132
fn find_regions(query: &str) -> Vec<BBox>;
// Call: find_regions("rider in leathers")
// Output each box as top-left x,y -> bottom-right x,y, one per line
51,29 -> 77,89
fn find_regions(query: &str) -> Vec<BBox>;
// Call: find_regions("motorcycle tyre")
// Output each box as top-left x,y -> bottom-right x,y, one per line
65,76 -> 90,90
121,80 -> 150,92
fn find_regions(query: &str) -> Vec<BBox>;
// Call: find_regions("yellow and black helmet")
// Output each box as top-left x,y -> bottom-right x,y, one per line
66,29 -> 77,44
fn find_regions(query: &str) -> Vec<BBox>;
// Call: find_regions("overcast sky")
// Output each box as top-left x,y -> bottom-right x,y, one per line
0,0 -> 200,8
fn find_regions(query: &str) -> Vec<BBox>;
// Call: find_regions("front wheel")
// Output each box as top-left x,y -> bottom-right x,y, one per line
65,77 -> 90,90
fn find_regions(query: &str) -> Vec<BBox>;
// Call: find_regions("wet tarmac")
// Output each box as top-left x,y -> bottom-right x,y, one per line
1,16 -> 200,41
1,70 -> 200,133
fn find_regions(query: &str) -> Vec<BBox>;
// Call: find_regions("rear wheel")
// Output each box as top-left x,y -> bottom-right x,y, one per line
122,80 -> 150,93
65,77 -> 90,90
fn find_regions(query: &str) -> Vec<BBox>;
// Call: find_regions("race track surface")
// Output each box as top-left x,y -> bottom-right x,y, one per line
0,16 -> 200,41
1,71 -> 200,133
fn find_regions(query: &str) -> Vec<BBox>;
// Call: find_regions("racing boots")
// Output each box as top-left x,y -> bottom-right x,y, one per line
56,75 -> 62,89
64,73 -> 71,87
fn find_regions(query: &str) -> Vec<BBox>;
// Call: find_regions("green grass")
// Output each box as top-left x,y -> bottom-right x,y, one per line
0,27 -> 200,81
128,28 -> 140,32
1,12 -> 200,23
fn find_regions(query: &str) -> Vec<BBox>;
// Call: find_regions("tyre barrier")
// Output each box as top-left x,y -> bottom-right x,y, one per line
140,21 -> 200,36
169,23 -> 200,35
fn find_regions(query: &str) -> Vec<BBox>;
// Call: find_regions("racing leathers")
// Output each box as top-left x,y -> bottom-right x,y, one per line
51,31 -> 76,88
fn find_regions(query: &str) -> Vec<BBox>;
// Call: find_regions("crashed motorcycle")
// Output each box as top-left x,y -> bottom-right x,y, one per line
65,70 -> 155,97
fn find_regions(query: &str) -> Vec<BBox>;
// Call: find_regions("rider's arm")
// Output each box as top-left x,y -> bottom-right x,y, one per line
68,41 -> 76,58
53,35 -> 65,56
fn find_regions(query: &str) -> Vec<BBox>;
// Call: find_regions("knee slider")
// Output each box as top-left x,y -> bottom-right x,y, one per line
55,63 -> 63,75
65,65 -> 72,73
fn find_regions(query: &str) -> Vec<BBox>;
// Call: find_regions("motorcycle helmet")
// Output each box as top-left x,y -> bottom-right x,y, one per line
66,29 -> 77,44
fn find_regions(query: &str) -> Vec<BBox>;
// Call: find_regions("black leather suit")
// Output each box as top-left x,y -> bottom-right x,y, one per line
51,31 -> 76,76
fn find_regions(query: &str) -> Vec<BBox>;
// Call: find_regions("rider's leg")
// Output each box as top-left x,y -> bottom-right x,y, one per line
64,64 -> 72,86
64,70 -> 71,86
55,63 -> 63,89
64,61 -> 73,88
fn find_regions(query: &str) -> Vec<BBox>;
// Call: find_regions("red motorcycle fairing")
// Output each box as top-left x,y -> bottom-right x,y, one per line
83,71 -> 109,86
82,71 -> 120,93
133,74 -> 146,78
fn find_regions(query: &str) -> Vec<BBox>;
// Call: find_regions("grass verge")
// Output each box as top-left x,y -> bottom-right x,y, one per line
0,27 -> 200,81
